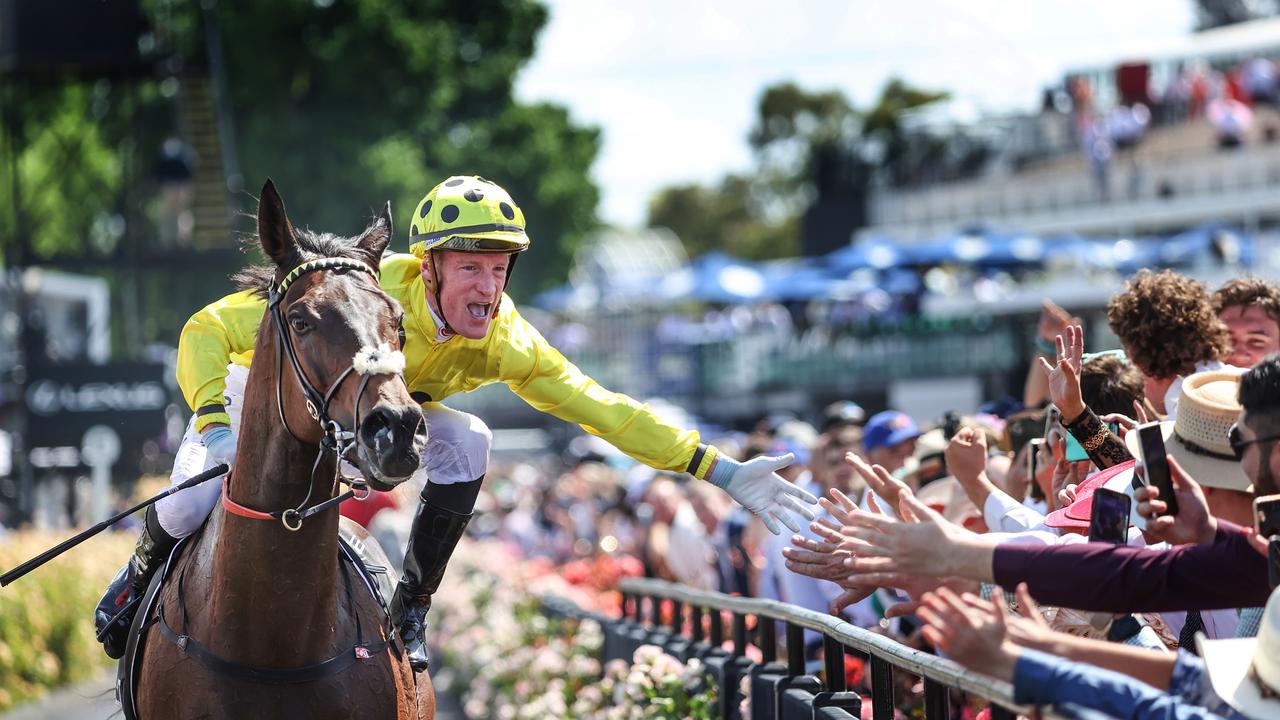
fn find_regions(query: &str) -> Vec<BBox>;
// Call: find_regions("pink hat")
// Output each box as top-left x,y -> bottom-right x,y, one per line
1044,460 -> 1136,530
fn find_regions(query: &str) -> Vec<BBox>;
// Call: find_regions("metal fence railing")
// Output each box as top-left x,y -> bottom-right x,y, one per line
590,577 -> 1052,720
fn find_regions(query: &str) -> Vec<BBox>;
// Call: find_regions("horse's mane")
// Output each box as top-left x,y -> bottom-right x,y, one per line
232,225 -> 371,299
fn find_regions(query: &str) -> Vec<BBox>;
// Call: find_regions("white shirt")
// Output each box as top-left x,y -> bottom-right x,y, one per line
984,488 -> 1054,534
1164,360 -> 1230,419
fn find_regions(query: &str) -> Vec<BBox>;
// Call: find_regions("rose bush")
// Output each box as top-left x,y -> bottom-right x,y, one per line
432,539 -> 715,719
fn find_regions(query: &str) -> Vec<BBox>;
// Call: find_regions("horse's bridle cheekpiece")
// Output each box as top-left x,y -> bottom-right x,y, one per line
222,257 -> 407,532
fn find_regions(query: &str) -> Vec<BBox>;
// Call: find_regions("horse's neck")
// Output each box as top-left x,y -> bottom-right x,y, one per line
206,379 -> 344,663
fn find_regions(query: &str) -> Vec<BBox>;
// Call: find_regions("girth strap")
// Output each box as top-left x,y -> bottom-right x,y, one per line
155,615 -> 386,685
156,550 -> 387,685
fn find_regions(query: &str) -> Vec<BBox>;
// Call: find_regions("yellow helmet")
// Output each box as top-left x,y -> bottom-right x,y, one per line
408,176 -> 529,258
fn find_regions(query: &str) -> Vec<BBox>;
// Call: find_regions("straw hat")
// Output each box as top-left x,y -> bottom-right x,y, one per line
1197,587 -> 1280,719
1124,370 -> 1250,492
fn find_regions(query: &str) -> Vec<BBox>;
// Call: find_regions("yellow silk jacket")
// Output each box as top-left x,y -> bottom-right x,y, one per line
176,253 -> 719,479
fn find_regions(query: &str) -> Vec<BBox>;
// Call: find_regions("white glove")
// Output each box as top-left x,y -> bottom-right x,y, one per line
203,426 -> 238,470
709,452 -> 819,534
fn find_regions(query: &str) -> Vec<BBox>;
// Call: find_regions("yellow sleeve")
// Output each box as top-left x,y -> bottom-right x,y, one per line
176,290 -> 267,431
498,306 -> 720,478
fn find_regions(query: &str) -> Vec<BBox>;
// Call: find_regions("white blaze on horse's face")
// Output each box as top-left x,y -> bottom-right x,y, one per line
349,341 -> 422,486
353,343 -> 406,376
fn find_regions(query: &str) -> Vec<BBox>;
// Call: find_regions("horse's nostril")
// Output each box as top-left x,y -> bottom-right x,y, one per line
359,409 -> 393,452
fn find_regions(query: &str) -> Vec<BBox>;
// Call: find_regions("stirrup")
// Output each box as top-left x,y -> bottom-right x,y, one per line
95,594 -> 143,643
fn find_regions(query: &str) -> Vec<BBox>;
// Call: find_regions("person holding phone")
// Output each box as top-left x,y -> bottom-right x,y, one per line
1126,372 -> 1253,528
815,362 -> 1280,617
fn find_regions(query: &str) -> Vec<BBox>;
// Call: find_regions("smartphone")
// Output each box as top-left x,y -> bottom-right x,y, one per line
1027,438 -> 1045,483
1135,421 -> 1179,517
1065,422 -> 1120,462
1254,494 -> 1280,539
1089,487 -> 1131,544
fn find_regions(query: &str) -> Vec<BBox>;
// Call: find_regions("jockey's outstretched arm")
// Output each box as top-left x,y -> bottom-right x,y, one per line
497,304 -> 819,534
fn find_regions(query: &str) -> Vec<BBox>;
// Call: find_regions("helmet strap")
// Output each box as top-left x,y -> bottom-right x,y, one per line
427,250 -> 455,336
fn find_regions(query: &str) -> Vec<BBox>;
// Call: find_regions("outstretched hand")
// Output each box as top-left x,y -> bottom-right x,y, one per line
719,453 -> 819,535
830,488 -> 996,582
917,588 -> 1020,683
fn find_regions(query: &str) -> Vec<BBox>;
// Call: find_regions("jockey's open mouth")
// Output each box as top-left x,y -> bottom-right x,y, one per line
467,302 -> 492,319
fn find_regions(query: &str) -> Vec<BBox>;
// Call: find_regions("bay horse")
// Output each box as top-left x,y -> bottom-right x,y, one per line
134,181 -> 433,718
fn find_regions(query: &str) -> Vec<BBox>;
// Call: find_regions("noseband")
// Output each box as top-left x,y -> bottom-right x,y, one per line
222,257 -> 408,531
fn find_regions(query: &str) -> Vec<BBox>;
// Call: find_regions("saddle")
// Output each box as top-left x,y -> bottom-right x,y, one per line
115,518 -> 399,720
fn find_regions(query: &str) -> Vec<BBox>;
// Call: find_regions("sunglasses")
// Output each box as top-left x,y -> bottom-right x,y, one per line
1228,423 -> 1280,460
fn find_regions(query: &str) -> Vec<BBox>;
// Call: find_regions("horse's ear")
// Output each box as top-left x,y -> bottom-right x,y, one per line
355,201 -> 393,271
257,179 -> 298,268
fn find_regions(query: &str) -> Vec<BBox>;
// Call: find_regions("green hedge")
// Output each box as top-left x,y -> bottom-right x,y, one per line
0,530 -> 133,711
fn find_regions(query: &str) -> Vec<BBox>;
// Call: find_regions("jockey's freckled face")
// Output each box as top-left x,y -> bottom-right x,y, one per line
429,250 -> 509,339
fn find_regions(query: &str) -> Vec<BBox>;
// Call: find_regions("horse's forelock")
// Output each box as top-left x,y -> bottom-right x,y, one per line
232,226 -> 375,298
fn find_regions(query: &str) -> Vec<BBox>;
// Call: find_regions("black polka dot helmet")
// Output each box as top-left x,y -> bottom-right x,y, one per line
408,176 -> 529,258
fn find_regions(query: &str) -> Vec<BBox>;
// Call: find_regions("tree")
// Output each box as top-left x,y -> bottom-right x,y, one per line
1,0 -> 599,304
648,175 -> 798,260
648,78 -> 947,259
212,0 -> 600,297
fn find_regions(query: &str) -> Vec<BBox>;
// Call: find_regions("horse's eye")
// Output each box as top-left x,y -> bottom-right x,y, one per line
289,317 -> 311,334
397,325 -> 407,349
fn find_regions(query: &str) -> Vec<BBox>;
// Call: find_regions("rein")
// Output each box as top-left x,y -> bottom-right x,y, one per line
222,256 -> 403,532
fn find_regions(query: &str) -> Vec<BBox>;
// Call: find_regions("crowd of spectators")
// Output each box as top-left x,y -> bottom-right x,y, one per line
1067,54 -> 1280,202
346,269 -> 1280,718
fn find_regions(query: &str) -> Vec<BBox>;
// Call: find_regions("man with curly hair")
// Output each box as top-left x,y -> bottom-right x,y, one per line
1107,269 -> 1232,416
1213,277 -> 1280,369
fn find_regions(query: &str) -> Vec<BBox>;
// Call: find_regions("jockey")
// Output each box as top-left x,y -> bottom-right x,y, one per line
93,176 -> 818,670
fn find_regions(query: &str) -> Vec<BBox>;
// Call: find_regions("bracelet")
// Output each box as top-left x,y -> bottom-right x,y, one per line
1034,335 -> 1056,355
1081,422 -> 1110,452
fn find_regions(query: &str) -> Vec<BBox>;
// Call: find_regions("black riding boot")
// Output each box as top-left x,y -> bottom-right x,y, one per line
93,506 -> 177,659
389,500 -> 472,672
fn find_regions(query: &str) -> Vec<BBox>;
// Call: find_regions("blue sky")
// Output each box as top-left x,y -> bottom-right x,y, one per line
515,0 -> 1196,227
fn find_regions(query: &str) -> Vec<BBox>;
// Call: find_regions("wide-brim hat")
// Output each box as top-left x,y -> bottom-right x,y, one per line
1124,370 -> 1250,493
1196,587 -> 1280,719
1044,460 -> 1136,530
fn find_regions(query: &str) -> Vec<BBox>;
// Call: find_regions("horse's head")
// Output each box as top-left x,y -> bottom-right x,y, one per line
255,180 -> 426,490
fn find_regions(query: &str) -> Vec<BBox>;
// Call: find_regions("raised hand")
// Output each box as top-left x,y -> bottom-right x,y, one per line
945,427 -> 988,484
1038,324 -> 1086,421
846,453 -> 910,516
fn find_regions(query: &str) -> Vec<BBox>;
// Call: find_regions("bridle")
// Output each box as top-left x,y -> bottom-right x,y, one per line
221,256 -> 405,531
155,256 -> 414,685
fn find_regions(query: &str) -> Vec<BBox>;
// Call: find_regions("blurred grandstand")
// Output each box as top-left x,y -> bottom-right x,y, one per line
498,15 -> 1280,433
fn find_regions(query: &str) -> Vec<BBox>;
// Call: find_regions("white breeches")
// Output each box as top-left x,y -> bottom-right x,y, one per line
155,364 -> 491,538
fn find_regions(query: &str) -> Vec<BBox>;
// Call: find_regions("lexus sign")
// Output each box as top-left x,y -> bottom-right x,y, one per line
22,363 -> 169,449
25,378 -> 166,416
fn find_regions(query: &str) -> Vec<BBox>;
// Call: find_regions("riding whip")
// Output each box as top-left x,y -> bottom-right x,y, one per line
0,463 -> 229,587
